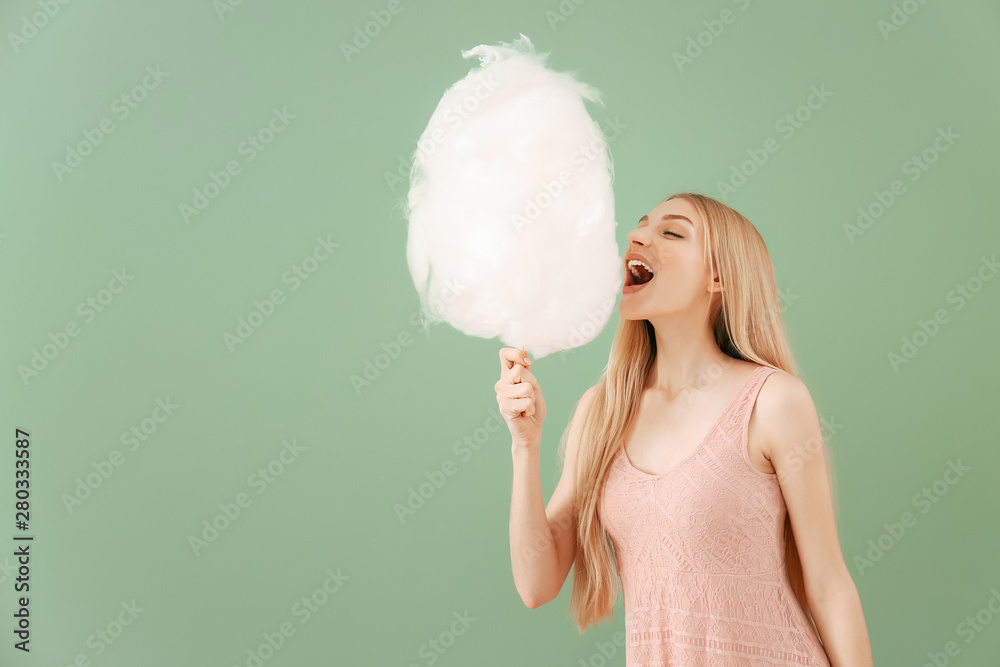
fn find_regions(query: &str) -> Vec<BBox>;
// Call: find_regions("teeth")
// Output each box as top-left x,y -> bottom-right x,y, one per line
627,259 -> 653,277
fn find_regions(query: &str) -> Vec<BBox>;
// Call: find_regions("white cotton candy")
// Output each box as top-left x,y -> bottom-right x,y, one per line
404,34 -> 622,359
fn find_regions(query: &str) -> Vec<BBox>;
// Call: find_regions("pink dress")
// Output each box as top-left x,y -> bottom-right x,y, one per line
599,365 -> 832,666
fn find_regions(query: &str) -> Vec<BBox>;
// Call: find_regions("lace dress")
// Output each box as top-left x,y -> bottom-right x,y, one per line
599,365 -> 832,666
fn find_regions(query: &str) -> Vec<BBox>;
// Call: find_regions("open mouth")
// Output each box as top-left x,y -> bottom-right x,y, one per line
625,259 -> 655,287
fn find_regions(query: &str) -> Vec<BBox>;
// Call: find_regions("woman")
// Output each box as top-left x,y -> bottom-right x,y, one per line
497,192 -> 873,665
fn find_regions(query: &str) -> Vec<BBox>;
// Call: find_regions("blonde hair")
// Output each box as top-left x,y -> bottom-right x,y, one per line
560,192 -> 838,644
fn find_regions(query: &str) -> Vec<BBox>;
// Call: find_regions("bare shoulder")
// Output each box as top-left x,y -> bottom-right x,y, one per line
755,368 -> 815,416
749,368 -> 819,465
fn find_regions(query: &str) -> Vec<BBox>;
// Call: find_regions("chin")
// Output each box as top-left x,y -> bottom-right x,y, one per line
618,301 -> 644,321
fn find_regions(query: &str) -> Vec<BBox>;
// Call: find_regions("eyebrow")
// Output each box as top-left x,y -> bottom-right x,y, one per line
637,214 -> 694,227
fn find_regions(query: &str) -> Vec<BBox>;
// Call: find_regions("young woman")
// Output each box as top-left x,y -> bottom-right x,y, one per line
497,193 -> 873,665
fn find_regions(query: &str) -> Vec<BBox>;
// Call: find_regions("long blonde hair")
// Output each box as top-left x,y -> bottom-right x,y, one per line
561,192 -> 838,644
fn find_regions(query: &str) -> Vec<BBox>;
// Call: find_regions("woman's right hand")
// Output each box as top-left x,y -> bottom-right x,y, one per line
495,347 -> 547,450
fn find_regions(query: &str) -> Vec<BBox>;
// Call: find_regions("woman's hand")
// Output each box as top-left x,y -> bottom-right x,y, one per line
495,347 -> 547,450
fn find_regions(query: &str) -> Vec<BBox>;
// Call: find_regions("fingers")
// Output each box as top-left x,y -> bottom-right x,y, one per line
498,346 -> 532,374
499,378 -> 534,401
496,347 -> 540,421
495,362 -> 539,393
499,347 -> 520,373
495,377 -> 535,418
502,397 -> 533,419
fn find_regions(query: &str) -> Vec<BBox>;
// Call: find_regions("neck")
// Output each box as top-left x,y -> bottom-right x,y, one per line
644,310 -> 736,398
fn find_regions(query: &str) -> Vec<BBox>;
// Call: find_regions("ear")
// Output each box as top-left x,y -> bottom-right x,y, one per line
707,262 -> 723,296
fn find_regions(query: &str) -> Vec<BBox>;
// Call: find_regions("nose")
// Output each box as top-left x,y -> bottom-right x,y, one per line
626,227 -> 647,247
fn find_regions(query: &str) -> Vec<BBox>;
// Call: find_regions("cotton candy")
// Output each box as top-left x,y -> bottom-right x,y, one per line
404,34 -> 622,359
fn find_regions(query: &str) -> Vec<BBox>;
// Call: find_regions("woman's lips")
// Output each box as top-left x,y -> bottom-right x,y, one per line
622,276 -> 652,294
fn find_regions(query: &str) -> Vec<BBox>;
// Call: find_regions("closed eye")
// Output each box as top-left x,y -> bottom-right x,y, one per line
663,231 -> 682,238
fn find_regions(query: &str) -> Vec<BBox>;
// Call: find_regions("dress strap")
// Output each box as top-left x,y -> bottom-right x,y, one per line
734,366 -> 780,435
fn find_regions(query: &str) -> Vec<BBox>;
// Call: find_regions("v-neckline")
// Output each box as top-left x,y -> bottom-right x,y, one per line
620,365 -> 765,480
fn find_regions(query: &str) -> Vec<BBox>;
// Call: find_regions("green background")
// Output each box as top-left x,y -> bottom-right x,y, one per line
2,0 -> 999,665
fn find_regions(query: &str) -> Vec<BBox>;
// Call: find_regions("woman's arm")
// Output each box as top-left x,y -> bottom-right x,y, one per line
753,371 -> 874,667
